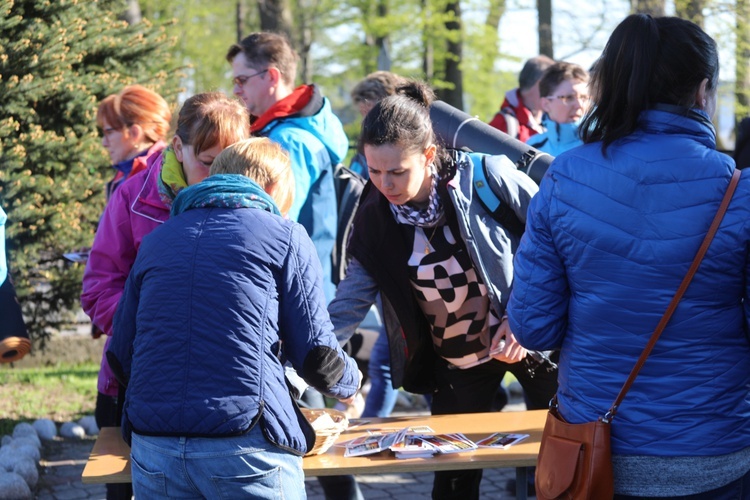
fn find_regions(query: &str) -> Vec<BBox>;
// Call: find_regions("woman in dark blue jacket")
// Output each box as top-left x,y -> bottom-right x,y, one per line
108,138 -> 360,500
508,15 -> 750,499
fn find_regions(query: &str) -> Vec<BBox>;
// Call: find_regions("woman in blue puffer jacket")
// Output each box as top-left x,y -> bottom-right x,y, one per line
508,14 -> 750,499
108,138 -> 360,500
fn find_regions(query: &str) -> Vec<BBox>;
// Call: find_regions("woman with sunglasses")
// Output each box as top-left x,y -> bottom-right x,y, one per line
97,85 -> 172,199
526,61 -> 590,156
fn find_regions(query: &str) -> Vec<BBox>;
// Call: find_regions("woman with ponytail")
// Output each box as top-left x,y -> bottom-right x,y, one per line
328,80 -> 558,499
509,14 -> 750,498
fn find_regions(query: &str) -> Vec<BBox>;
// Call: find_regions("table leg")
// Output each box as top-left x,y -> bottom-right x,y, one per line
515,467 -> 528,500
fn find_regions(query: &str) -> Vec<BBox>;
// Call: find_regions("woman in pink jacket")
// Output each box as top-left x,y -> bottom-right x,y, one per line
81,92 -> 250,463
97,85 -> 172,200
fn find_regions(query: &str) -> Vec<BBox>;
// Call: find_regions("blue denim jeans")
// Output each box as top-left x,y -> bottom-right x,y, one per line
130,425 -> 304,499
361,325 -> 399,418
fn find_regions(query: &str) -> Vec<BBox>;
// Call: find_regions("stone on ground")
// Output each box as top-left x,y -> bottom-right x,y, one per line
13,458 -> 38,489
0,471 -> 32,499
11,423 -> 36,440
77,415 -> 99,436
32,419 -> 57,441
59,422 -> 86,440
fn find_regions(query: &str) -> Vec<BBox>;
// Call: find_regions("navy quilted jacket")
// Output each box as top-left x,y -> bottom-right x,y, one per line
509,108 -> 750,457
108,202 -> 359,455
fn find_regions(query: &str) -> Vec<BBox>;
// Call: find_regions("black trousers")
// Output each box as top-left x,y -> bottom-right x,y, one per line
430,355 -> 558,500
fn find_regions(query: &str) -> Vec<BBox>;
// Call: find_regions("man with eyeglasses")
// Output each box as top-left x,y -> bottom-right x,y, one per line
226,33 -> 363,500
526,61 -> 591,157
226,32 -> 348,305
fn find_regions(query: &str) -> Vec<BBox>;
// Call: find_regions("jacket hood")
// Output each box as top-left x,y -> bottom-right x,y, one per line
257,84 -> 348,166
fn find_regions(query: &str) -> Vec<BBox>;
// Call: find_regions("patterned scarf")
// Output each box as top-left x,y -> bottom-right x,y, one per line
157,147 -> 188,207
389,168 -> 444,227
171,174 -> 280,217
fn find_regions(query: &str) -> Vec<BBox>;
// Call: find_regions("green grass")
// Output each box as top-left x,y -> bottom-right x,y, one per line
0,362 -> 99,435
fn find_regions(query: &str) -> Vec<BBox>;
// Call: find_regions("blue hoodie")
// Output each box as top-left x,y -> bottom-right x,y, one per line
256,85 -> 348,302
526,115 -> 583,157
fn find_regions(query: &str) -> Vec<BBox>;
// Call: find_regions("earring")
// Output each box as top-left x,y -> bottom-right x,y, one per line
702,99 -> 707,108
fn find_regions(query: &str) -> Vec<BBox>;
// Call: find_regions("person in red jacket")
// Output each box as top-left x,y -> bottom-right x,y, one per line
488,55 -> 554,142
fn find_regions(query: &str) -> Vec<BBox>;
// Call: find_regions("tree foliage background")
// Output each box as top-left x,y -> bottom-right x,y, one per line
0,0 -> 182,346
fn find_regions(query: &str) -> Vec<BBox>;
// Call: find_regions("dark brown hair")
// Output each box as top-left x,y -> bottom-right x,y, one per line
360,80 -> 452,173
580,14 -> 719,152
226,32 -> 298,87
538,62 -> 589,99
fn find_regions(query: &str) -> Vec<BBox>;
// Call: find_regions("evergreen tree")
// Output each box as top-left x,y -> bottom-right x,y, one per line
0,0 -> 182,347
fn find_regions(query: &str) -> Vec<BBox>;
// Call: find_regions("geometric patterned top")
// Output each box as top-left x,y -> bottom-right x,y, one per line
408,223 -> 500,368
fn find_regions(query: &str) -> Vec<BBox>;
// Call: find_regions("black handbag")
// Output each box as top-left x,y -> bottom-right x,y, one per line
0,275 -> 31,362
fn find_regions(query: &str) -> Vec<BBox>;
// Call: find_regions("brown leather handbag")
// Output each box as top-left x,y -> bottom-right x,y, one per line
535,169 -> 741,500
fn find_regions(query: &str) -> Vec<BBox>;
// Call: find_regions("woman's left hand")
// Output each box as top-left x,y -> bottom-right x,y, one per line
490,320 -> 527,364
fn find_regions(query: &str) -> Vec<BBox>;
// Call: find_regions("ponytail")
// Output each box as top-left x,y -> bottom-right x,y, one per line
582,14 -> 719,153
581,14 -> 660,149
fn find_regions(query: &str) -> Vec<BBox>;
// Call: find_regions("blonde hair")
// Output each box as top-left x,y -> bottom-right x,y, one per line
174,92 -> 251,155
211,138 -> 295,216
97,85 -> 172,143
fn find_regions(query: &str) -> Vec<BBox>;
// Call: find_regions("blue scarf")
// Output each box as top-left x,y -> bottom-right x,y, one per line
171,174 -> 280,217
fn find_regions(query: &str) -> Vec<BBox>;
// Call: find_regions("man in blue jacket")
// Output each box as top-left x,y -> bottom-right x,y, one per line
227,32 -> 348,303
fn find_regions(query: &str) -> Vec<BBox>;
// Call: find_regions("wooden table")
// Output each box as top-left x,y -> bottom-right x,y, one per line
82,410 -> 546,499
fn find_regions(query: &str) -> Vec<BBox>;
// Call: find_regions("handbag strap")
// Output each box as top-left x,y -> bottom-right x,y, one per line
603,168 -> 742,423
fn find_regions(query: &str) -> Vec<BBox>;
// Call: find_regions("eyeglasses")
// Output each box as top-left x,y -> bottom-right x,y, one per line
546,94 -> 590,106
233,69 -> 268,86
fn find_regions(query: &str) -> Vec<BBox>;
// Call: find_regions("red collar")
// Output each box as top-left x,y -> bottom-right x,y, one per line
251,85 -> 314,133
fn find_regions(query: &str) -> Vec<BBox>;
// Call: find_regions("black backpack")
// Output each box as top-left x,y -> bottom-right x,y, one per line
331,161 -> 367,285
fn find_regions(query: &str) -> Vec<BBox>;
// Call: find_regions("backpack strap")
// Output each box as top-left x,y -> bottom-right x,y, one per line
466,152 -> 526,236
331,163 -> 367,285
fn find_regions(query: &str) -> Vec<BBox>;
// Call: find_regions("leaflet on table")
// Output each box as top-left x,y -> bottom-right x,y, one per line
390,434 -> 438,458
475,432 -> 529,449
343,427 -> 410,457
342,428 -> 525,458
416,433 -> 478,454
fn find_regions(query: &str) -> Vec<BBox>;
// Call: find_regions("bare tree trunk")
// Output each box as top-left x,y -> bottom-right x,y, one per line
537,0 -> 553,59
422,0 -> 434,80
297,2 -> 313,84
675,0 -> 705,27
630,0 -> 666,16
437,1 -> 464,110
258,0 -> 293,38
118,0 -> 142,25
737,0 -> 750,126
236,1 -> 245,43
376,0 -> 391,71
